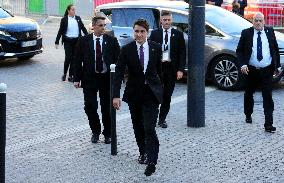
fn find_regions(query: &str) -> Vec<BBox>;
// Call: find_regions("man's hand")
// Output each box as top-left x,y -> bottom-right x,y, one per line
113,98 -> 121,110
177,71 -> 183,80
74,82 -> 81,88
241,65 -> 249,75
55,44 -> 59,49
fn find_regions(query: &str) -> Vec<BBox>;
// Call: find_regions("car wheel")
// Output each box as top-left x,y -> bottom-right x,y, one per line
272,68 -> 283,83
211,55 -> 243,90
18,55 -> 34,61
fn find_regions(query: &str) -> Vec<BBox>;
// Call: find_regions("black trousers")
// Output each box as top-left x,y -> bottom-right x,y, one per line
244,65 -> 274,126
159,62 -> 176,122
83,73 -> 111,137
128,84 -> 159,164
63,38 -> 78,77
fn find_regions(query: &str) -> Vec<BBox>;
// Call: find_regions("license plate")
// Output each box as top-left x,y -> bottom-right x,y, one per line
21,40 -> 37,47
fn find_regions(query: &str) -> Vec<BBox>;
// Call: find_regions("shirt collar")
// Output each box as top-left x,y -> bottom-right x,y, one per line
68,15 -> 75,19
136,40 -> 148,49
254,28 -> 264,34
162,27 -> 172,33
93,34 -> 103,41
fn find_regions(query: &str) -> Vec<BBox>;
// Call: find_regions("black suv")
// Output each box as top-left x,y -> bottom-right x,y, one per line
0,7 -> 43,61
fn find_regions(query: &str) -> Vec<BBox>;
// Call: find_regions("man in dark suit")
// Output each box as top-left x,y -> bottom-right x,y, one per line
207,0 -> 223,6
236,12 -> 281,132
74,16 -> 120,143
149,10 -> 185,128
113,19 -> 163,176
55,4 -> 88,82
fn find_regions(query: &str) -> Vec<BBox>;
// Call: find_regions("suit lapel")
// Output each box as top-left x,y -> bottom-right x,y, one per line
248,27 -> 254,48
146,41 -> 155,74
102,34 -> 107,63
130,41 -> 142,70
158,29 -> 163,44
264,27 -> 272,47
170,28 -> 175,51
88,34 -> 95,63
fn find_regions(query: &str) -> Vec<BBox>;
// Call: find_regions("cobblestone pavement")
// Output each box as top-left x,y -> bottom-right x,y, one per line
1,20 -> 284,183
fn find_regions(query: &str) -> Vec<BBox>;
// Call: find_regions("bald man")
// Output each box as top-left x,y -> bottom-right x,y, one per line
236,12 -> 281,132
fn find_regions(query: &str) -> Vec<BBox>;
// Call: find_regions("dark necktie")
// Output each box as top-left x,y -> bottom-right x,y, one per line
139,45 -> 144,70
164,29 -> 168,51
96,38 -> 103,73
257,31 -> 263,61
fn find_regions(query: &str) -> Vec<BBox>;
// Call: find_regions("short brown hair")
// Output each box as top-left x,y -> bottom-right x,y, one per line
92,16 -> 106,25
133,18 -> 149,31
161,10 -> 172,17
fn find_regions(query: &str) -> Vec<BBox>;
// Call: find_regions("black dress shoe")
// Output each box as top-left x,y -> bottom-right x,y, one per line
144,163 -> 156,176
68,76 -> 74,82
61,74 -> 66,81
91,134 -> 99,143
158,121 -> 168,128
104,136 -> 111,144
264,126 -> 276,132
138,154 -> 147,164
245,116 -> 252,123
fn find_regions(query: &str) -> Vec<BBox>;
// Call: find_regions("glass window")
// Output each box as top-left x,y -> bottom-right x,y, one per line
205,7 -> 252,35
205,24 -> 222,36
172,13 -> 188,33
0,8 -> 12,18
112,8 -> 158,29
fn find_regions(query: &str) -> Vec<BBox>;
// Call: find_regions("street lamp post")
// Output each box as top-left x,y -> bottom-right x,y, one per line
187,0 -> 205,127
110,64 -> 117,155
0,83 -> 7,182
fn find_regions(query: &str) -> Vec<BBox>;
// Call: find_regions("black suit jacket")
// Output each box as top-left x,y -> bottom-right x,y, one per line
55,15 -> 88,45
74,34 -> 120,88
236,26 -> 280,70
113,40 -> 163,104
149,28 -> 186,72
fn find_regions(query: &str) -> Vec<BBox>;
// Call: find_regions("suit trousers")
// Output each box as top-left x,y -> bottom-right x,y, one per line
128,84 -> 160,164
83,73 -> 111,137
244,65 -> 274,126
63,38 -> 78,77
159,62 -> 176,122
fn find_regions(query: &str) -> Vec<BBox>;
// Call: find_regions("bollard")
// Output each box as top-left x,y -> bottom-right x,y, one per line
110,64 -> 117,155
0,83 -> 7,183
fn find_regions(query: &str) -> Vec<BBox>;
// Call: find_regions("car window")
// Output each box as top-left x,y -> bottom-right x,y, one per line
205,7 -> 252,35
172,13 -> 188,33
0,8 -> 12,18
112,8 -> 158,29
205,24 -> 222,36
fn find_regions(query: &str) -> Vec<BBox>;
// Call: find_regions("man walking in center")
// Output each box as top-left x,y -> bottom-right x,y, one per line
149,10 -> 186,128
236,12 -> 281,132
113,19 -> 163,176
74,16 -> 120,143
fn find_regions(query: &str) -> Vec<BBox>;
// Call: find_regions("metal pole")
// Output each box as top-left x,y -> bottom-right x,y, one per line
110,64 -> 117,155
187,0 -> 205,127
0,83 -> 7,183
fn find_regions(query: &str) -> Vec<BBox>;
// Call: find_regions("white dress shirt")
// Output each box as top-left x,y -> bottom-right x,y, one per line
66,16 -> 79,38
248,29 -> 272,68
162,27 -> 172,62
136,41 -> 149,73
93,34 -> 107,73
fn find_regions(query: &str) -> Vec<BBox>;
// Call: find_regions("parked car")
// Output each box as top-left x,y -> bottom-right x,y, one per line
96,1 -> 284,91
0,7 -> 43,61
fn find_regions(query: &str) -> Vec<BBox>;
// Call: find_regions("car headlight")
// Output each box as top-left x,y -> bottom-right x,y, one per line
0,30 -> 10,36
36,23 -> 42,38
